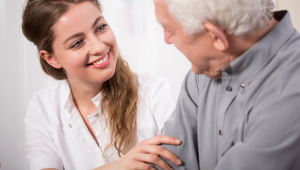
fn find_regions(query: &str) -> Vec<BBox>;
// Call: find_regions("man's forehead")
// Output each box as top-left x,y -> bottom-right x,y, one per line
155,0 -> 169,14
155,0 -> 173,27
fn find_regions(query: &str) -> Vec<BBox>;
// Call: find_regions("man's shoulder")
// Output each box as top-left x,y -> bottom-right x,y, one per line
279,29 -> 300,57
251,38 -> 300,103
271,30 -> 300,87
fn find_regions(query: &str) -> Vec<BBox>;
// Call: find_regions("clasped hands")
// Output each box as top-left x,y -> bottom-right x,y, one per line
96,135 -> 182,170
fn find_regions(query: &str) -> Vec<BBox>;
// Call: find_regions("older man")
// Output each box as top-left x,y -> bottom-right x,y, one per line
152,0 -> 300,169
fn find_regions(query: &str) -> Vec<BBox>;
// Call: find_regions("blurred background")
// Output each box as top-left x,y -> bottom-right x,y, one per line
0,0 -> 299,169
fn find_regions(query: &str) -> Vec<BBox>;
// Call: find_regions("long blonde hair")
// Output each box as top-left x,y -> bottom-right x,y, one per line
22,0 -> 138,158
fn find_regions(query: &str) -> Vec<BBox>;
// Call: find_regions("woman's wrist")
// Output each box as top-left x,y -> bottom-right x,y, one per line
93,160 -> 119,170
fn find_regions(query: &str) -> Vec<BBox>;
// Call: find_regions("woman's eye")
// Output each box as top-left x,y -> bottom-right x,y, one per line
70,40 -> 83,49
97,24 -> 108,32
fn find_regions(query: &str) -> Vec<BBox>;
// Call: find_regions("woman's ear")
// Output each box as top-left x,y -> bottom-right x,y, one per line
204,22 -> 229,51
39,50 -> 62,69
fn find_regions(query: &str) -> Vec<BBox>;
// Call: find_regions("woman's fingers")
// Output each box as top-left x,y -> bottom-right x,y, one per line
133,153 -> 173,170
141,135 -> 181,146
127,159 -> 157,170
125,135 -> 182,169
135,144 -> 181,166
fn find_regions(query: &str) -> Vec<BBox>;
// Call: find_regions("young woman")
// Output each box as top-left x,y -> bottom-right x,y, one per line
22,0 -> 182,169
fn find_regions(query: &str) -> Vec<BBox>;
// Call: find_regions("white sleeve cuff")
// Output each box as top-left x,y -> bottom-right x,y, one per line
29,155 -> 63,170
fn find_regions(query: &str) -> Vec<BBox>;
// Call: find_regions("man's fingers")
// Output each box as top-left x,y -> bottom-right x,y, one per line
141,135 -> 181,146
138,145 -> 182,166
133,153 -> 173,170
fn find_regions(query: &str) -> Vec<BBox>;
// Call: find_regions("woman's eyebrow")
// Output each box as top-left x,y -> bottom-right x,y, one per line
62,16 -> 103,45
63,33 -> 84,45
92,16 -> 103,27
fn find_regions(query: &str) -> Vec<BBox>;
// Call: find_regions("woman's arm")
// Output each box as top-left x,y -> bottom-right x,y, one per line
94,135 -> 182,170
40,134 -> 181,170
26,102 -> 180,170
25,100 -> 64,170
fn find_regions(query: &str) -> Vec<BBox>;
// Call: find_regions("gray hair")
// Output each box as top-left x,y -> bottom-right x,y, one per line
164,0 -> 275,36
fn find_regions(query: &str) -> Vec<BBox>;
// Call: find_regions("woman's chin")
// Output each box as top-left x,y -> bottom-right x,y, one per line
95,68 -> 116,84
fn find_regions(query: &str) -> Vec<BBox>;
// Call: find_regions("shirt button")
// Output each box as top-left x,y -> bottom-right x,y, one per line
69,124 -> 72,128
226,86 -> 232,92
219,130 -> 222,135
231,142 -> 235,146
240,83 -> 245,90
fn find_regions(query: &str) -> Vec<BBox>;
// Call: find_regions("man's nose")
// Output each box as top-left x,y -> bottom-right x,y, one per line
88,36 -> 106,56
164,30 -> 173,44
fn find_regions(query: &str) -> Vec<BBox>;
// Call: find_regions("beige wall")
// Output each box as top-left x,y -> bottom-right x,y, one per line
276,0 -> 300,31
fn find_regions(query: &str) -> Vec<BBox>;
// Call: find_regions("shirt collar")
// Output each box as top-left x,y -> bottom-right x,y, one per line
223,11 -> 294,86
91,92 -> 102,110
61,80 -> 102,115
61,80 -> 73,114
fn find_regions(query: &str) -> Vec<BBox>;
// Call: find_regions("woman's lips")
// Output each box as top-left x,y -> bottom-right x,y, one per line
89,53 -> 111,69
88,53 -> 109,65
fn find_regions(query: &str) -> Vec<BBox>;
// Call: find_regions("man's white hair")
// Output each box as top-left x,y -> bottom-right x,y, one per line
164,0 -> 275,36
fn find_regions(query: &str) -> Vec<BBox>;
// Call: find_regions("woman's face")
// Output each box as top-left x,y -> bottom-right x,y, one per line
49,1 -> 118,85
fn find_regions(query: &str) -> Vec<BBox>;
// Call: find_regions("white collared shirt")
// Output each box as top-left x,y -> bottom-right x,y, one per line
24,72 -> 177,170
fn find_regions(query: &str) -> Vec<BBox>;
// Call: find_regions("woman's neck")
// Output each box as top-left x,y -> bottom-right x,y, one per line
67,76 -> 102,116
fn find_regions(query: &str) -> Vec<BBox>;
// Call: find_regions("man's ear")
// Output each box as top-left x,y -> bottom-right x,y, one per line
39,50 -> 62,69
204,22 -> 229,51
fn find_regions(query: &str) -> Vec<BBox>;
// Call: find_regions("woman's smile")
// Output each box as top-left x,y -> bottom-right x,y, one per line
47,1 -> 119,84
88,51 -> 111,68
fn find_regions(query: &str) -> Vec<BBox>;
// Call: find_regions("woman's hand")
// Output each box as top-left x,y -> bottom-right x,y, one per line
115,135 -> 182,170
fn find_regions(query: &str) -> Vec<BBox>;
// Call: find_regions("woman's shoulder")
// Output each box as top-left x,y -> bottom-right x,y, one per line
25,80 -> 70,125
134,71 -> 174,100
133,72 -> 177,136
30,80 -> 70,113
134,71 -> 169,89
32,80 -> 69,101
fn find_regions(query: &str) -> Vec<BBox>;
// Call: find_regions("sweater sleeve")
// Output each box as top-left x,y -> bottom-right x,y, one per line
152,70 -> 201,170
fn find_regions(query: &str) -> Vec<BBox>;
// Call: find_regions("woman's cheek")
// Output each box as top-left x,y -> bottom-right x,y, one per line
68,52 -> 86,67
108,33 -> 118,60
106,30 -> 117,46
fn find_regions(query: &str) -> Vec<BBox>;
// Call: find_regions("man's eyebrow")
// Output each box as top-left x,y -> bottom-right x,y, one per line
63,33 -> 84,45
62,16 -> 103,45
156,19 -> 171,31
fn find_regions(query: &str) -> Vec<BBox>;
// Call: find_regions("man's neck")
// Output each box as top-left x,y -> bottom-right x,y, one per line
227,18 -> 279,60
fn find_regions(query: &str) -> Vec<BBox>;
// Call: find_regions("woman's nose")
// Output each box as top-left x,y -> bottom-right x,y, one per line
88,36 -> 106,56
164,30 -> 173,44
